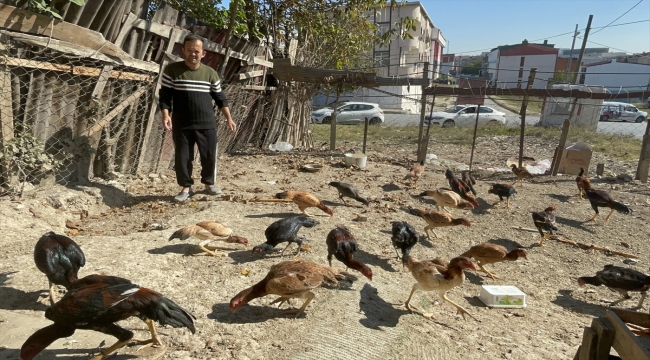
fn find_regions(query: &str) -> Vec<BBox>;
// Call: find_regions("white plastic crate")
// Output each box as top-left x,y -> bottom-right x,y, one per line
478,285 -> 527,308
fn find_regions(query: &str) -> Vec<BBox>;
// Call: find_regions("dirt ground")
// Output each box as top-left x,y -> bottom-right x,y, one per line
1,134 -> 649,360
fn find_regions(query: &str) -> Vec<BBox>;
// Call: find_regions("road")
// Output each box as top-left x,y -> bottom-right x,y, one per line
382,98 -> 646,139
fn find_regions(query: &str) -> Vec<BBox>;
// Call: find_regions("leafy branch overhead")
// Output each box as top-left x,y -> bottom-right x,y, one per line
27,0 -> 85,19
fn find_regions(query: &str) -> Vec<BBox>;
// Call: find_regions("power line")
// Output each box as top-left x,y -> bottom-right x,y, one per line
590,0 -> 645,35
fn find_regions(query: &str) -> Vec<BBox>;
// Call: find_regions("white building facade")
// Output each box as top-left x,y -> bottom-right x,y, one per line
582,60 -> 650,99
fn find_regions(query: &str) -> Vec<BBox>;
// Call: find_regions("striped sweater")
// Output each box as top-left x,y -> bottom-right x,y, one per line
159,62 -> 229,130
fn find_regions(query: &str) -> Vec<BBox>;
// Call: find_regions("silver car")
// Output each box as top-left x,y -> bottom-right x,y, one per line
312,102 -> 385,125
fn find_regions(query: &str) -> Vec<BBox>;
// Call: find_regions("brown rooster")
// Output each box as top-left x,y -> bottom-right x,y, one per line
409,208 -> 471,240
511,164 -> 532,186
576,167 -> 589,199
461,243 -> 528,280
326,225 -> 373,280
229,259 -> 356,316
275,191 -> 334,217
168,221 -> 248,256
419,189 -> 475,213
20,275 -> 195,360
402,252 -> 479,321
532,205 -> 558,246
445,169 -> 480,207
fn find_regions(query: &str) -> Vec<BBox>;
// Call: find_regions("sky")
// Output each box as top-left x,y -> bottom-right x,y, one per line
218,0 -> 650,55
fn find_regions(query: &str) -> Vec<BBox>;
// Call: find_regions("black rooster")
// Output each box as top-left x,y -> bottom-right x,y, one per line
34,231 -> 85,304
390,221 -> 419,260
445,169 -> 479,207
583,181 -> 631,224
487,183 -> 517,208
578,264 -> 650,310
253,216 -> 319,256
20,274 -> 195,360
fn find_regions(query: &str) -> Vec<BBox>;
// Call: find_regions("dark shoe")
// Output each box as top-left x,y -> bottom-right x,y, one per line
205,185 -> 222,195
174,190 -> 192,202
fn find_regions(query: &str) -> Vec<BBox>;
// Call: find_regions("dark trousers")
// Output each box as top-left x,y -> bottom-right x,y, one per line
172,129 -> 217,188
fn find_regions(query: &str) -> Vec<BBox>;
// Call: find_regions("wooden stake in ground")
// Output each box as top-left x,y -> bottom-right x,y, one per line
330,83 -> 342,151
416,61 -> 430,161
518,68 -> 537,168
468,104 -> 481,171
362,117 -> 369,154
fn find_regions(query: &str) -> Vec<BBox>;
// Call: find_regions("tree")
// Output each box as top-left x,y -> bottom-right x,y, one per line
460,58 -> 482,76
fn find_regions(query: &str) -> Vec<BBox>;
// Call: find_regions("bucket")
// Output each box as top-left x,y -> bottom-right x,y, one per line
344,153 -> 367,169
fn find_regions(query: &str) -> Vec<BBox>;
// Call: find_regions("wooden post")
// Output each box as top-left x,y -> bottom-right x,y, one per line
135,28 -> 177,173
468,105 -> 481,171
420,94 -> 436,160
518,68 -> 537,167
551,98 -> 578,176
597,163 -> 605,176
329,83 -> 342,151
416,62 -> 430,161
635,119 -> 650,182
577,326 -> 597,360
0,34 -> 15,187
592,317 -> 614,360
362,117 -> 369,154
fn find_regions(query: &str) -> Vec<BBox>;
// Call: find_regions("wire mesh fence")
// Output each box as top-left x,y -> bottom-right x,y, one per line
0,34 -> 273,196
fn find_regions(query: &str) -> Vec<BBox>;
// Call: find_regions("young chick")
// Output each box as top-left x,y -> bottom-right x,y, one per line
419,189 -> 475,213
578,264 -> 650,310
511,164 -> 532,186
328,181 -> 369,206
34,232 -> 86,304
461,171 -> 477,196
575,167 -> 589,199
408,160 -> 425,187
390,221 -> 419,260
582,181 -> 631,225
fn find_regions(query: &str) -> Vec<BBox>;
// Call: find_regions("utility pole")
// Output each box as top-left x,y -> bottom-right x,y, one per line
565,24 -> 580,83
551,15 -> 593,176
573,15 -> 593,85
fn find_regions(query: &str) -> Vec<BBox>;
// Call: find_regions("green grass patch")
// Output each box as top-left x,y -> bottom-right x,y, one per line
492,95 -> 544,114
310,123 -> 641,160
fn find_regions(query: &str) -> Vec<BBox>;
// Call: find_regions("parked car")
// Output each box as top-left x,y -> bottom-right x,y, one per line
425,105 -> 506,127
599,102 -> 647,122
311,102 -> 385,125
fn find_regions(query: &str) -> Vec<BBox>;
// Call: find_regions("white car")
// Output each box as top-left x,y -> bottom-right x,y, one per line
312,102 -> 385,125
426,105 -> 507,127
600,102 -> 647,123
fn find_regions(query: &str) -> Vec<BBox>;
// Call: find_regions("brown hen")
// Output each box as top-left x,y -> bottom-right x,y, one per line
576,167 -> 590,199
419,189 -> 475,213
168,221 -> 248,256
229,259 -> 355,316
275,191 -> 333,217
409,208 -> 471,240
461,243 -> 528,280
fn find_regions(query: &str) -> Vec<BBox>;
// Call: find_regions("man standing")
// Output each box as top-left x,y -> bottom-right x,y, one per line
159,34 -> 237,202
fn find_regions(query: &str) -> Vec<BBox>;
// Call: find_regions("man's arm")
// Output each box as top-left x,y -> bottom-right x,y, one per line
160,69 -> 174,131
210,77 -> 236,132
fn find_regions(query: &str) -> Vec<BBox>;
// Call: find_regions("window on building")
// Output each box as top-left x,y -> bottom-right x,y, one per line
520,56 -> 525,66
518,68 -> 523,78
375,51 -> 390,67
377,23 -> 391,36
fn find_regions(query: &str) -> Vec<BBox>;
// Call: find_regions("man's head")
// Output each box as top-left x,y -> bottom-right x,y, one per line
181,34 -> 205,69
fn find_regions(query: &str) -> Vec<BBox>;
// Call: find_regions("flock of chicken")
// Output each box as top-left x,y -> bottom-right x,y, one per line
19,161 -> 648,360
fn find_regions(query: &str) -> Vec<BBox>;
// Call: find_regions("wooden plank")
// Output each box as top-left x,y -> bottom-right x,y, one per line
131,17 -> 172,38
606,311 -> 650,360
578,327 -> 597,360
114,12 -> 139,47
611,308 -> 650,329
592,317 -> 615,360
252,56 -> 273,67
85,87 -> 147,138
242,85 -> 277,91
551,117 -> 572,176
636,121 -> 650,182
0,30 -> 159,73
0,4 -> 130,59
0,56 -> 154,82
288,39 -> 297,59
238,70 -> 265,80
